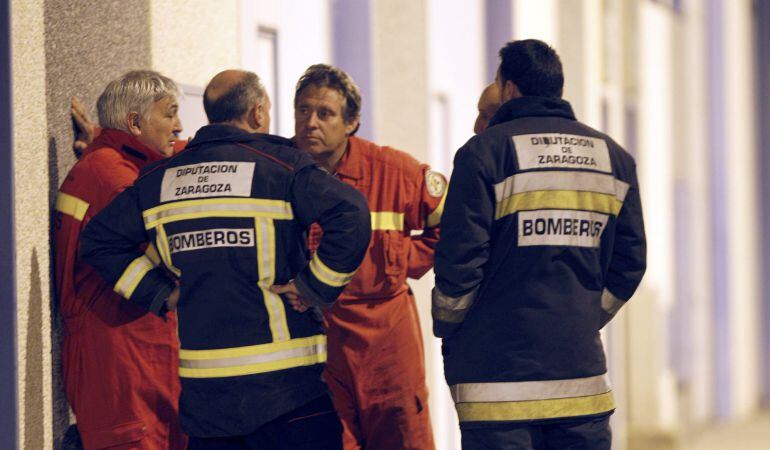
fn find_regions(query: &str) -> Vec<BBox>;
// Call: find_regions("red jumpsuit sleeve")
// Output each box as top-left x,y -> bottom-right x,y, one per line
404,161 -> 448,280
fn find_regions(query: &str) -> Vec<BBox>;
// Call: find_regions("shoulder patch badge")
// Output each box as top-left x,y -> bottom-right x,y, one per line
425,170 -> 447,198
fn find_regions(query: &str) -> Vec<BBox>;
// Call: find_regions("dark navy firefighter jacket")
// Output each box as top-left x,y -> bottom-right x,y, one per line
81,124 -> 371,437
432,96 -> 646,427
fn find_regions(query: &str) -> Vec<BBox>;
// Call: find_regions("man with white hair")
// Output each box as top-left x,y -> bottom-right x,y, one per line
54,70 -> 186,450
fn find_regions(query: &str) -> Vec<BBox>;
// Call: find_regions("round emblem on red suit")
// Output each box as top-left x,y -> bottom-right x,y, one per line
425,170 -> 447,198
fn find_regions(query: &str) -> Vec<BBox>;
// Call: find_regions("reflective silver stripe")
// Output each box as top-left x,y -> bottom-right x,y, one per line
614,179 -> 630,202
451,373 -> 612,403
309,253 -> 356,287
256,217 -> 289,342
143,199 -> 293,228
601,288 -> 625,316
494,171 -> 628,204
432,286 -> 478,323
180,341 -> 326,369
114,255 -> 155,299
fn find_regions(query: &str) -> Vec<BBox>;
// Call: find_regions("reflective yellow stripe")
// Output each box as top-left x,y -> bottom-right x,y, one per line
256,217 -> 290,342
55,192 -> 90,221
144,243 -> 162,266
493,171 -> 627,203
309,253 -> 356,287
371,212 -> 404,231
114,255 -> 155,299
179,334 -> 326,378
180,334 -> 325,360
426,190 -> 446,228
179,353 -> 326,378
143,198 -> 293,229
495,190 -> 623,220
155,225 -> 181,276
455,391 -> 615,422
451,374 -> 611,403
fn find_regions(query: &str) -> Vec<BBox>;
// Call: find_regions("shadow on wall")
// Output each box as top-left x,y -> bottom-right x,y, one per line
49,135 -> 71,449
24,248 -> 44,450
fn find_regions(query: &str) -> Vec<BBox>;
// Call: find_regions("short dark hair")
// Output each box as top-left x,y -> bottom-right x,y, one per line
498,39 -> 564,98
294,64 -> 362,134
203,72 -> 265,123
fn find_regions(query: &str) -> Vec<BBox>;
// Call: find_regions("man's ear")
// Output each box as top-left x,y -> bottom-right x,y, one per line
245,103 -> 260,130
344,118 -> 359,136
126,112 -> 142,136
255,101 -> 267,129
503,80 -> 521,102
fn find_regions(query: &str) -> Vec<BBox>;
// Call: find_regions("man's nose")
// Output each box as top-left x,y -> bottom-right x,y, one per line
306,112 -> 320,128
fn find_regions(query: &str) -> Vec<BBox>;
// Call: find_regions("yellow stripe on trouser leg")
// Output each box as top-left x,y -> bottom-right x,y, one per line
455,391 -> 615,422
255,217 -> 289,342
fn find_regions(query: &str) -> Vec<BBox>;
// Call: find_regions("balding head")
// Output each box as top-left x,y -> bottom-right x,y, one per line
203,70 -> 270,132
474,82 -> 501,134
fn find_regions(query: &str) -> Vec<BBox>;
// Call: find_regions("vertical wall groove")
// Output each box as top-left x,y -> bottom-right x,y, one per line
706,0 -> 730,419
0,0 -> 18,446
756,0 -> 770,407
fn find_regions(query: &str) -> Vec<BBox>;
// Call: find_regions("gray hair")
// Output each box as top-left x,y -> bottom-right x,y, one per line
97,70 -> 180,130
203,71 -> 266,123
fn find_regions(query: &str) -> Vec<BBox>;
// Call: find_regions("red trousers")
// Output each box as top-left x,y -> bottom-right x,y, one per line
324,292 -> 435,450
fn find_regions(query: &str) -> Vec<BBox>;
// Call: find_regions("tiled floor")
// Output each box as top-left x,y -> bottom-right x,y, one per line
680,412 -> 770,450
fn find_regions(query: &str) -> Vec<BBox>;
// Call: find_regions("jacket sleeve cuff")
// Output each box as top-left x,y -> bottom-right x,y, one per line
148,282 -> 174,317
294,273 -> 332,309
431,286 -> 478,338
599,288 -> 626,329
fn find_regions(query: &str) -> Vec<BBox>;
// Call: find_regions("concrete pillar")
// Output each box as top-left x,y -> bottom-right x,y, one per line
370,0 -> 439,446
721,0 -> 760,419
12,0 -> 52,448
626,2 -> 679,447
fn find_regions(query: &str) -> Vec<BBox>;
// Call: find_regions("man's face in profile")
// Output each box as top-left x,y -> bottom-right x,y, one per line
474,83 -> 501,134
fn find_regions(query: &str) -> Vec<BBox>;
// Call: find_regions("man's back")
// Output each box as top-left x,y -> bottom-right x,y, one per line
438,96 -> 644,383
434,95 -> 646,428
81,124 -> 371,438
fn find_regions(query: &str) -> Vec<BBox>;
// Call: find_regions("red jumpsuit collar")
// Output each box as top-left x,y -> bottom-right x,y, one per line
82,128 -> 166,168
334,136 -> 366,181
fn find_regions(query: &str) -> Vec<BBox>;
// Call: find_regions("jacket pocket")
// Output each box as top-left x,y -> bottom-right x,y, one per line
382,231 -> 404,282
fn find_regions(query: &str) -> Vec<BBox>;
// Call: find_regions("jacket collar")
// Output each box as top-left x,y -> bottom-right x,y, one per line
82,128 -> 166,168
334,136 -> 365,181
488,96 -> 577,128
187,123 -> 293,148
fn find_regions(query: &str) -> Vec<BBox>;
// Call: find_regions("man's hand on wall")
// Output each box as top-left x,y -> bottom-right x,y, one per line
71,96 -> 95,155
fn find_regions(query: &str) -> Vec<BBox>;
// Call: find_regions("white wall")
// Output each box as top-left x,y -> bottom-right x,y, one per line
679,0 -> 714,426
425,2 -> 485,447
722,0 -> 760,419
241,0 -> 331,138
630,1 -> 678,432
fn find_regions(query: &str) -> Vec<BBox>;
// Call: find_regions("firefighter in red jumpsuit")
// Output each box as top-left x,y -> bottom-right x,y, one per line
54,71 -> 186,450
294,64 -> 446,450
